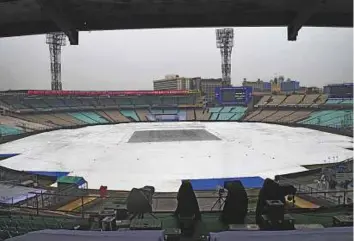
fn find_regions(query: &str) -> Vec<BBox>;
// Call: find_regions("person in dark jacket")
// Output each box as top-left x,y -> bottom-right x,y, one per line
221,180 -> 248,224
174,180 -> 201,220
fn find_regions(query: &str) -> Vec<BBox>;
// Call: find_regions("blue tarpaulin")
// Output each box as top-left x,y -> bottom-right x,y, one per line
185,176 -> 264,190
0,153 -> 20,159
26,171 -> 70,178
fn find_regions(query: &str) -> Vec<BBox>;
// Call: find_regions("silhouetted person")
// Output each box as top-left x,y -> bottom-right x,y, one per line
174,180 -> 201,220
221,180 -> 248,224
255,178 -> 280,225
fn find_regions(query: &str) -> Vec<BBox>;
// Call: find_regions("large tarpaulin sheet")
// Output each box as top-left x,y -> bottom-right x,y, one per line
7,230 -> 165,241
210,227 -> 353,241
187,176 -> 264,190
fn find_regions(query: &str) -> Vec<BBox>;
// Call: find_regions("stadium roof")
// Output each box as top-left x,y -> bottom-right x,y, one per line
0,0 -> 352,45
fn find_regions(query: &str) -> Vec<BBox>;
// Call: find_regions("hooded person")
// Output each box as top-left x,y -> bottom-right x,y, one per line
174,180 -> 201,220
255,178 -> 281,225
221,180 -> 248,224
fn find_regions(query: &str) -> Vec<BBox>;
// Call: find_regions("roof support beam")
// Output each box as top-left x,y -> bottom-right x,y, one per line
37,0 -> 79,45
287,0 -> 325,41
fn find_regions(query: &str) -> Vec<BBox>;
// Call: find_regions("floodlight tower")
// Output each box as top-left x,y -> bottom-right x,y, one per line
46,32 -> 67,90
216,28 -> 234,87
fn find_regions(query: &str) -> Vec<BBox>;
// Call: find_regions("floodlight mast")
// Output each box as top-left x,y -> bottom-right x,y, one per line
216,28 -> 234,87
46,32 -> 67,90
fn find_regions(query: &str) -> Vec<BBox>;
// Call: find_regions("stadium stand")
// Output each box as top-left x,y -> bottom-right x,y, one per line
0,115 -> 49,131
280,95 -> 304,106
299,110 -> 353,129
11,114 -> 58,128
0,124 -> 23,136
299,94 -> 320,106
101,110 -> 130,122
247,110 -> 278,122
195,109 -> 211,121
95,110 -> 115,123
277,110 -> 312,123
120,110 -> 139,121
135,109 -> 150,121
315,95 -> 328,105
186,109 -> 196,121
266,95 -> 287,106
255,95 -> 271,107
52,113 -> 86,126
80,112 -> 109,124
262,110 -> 295,122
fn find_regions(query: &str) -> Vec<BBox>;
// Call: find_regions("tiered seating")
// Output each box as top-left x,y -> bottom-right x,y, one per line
81,112 -> 109,124
299,110 -> 353,128
256,96 -> 271,106
0,96 -> 27,110
135,109 -> 150,121
300,94 -> 319,105
0,124 -> 23,136
280,95 -> 304,105
342,99 -> 353,105
14,114 -> 58,128
78,98 -> 97,108
0,115 -> 49,131
229,107 -> 247,120
98,97 -> 117,107
52,113 -> 86,125
262,110 -> 295,122
43,98 -> 66,108
96,110 -> 115,123
209,107 -> 222,120
164,109 -> 178,114
315,94 -> 328,104
115,98 -> 133,106
186,109 -> 195,120
69,112 -> 98,124
325,99 -> 343,105
277,110 -> 312,123
267,95 -> 286,106
62,98 -> 82,107
23,98 -> 50,110
120,110 -> 139,121
195,109 -> 211,121
150,109 -> 163,115
161,97 -> 178,106
103,110 -> 130,122
243,109 -> 262,121
248,110 -> 277,122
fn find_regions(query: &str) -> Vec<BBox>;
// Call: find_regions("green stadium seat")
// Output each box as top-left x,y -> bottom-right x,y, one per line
209,107 -> 223,113
0,124 -> 23,136
69,112 -> 98,124
120,110 -> 139,121
210,113 -> 219,120
220,107 -> 233,113
81,112 -> 109,124
217,113 -> 234,120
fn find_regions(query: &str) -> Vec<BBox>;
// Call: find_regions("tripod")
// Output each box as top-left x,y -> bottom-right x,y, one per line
211,188 -> 226,211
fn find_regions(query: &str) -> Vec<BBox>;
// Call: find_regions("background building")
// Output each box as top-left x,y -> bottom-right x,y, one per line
153,75 -> 194,91
323,83 -> 353,98
153,75 -> 222,103
280,80 -> 300,93
242,79 -> 271,92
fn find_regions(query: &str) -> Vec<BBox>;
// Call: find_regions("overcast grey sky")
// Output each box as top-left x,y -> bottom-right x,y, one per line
0,27 -> 352,91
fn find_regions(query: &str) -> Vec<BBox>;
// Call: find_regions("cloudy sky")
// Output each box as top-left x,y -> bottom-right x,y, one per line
0,27 -> 352,91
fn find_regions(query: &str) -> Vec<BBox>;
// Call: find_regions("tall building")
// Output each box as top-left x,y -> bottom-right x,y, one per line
153,75 -> 222,103
153,75 -> 194,91
280,80 -> 300,93
242,79 -> 271,92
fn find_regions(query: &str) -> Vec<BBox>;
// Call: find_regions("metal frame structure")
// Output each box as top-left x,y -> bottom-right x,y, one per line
216,28 -> 234,87
46,33 -> 66,90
